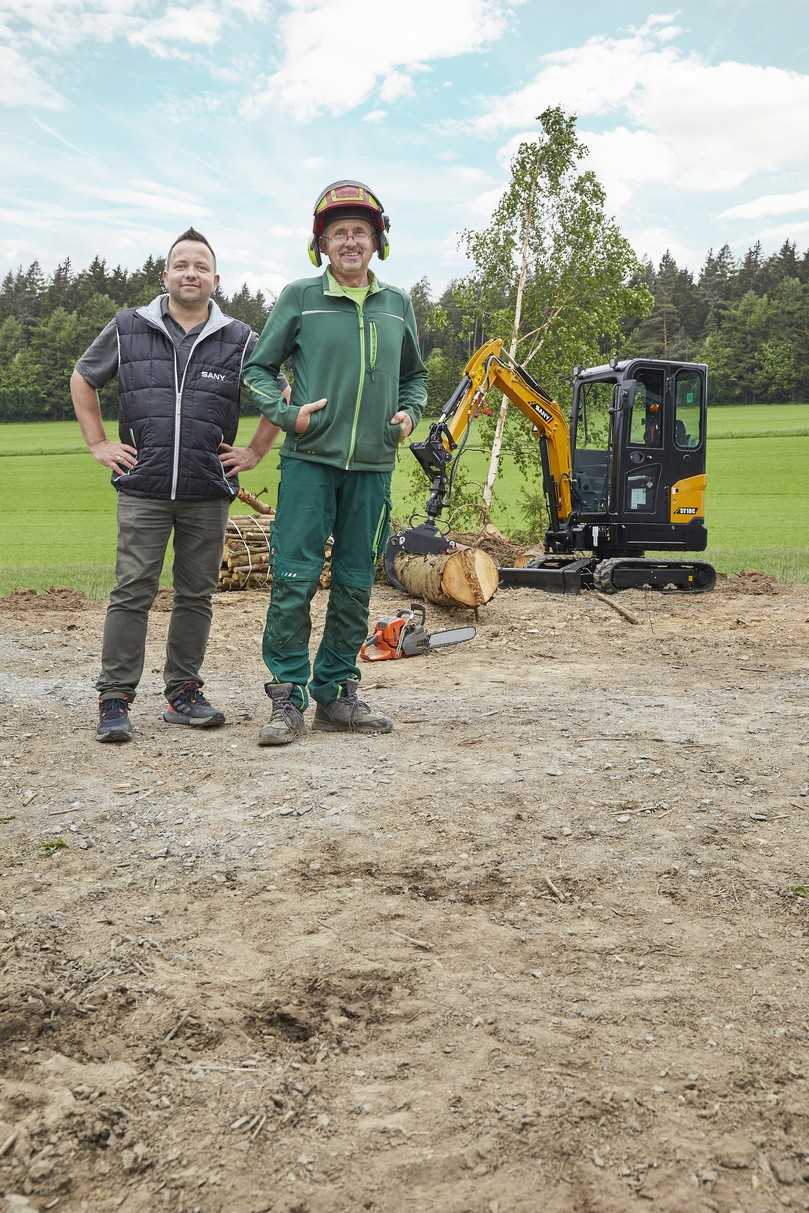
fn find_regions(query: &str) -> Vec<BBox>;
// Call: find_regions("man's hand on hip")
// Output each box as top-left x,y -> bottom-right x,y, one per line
390,411 -> 414,441
90,440 -> 137,476
294,398 -> 327,435
219,443 -> 260,474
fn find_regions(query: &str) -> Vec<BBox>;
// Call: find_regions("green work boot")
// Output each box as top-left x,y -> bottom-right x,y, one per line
312,681 -> 393,735
258,682 -> 306,746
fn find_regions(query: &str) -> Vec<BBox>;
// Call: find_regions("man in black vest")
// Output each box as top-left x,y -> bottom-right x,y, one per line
70,227 -> 284,743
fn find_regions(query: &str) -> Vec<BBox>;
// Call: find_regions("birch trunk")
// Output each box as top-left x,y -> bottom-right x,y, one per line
480,216 -> 530,521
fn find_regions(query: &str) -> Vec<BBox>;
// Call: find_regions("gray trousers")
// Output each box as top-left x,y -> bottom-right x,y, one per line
96,493 -> 229,702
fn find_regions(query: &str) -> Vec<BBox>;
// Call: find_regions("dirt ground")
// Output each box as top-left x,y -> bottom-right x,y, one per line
1,573 -> 808,1213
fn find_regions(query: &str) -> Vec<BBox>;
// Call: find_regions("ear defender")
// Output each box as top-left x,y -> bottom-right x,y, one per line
378,229 -> 391,261
307,236 -> 322,267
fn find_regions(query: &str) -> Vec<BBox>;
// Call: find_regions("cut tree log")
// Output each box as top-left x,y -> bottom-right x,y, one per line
390,545 -> 498,608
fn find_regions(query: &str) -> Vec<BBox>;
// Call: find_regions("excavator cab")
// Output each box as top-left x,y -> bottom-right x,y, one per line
505,357 -> 715,592
567,359 -> 709,553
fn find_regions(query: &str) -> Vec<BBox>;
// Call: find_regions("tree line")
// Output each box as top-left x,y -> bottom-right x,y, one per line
410,237 -> 809,413
0,258 -> 272,422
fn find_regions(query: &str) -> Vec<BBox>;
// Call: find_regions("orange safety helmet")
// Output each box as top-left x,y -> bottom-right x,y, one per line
308,179 -> 390,266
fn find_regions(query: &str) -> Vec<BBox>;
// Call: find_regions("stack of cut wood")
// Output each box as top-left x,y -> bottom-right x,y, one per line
218,514 -> 333,592
219,514 -> 273,590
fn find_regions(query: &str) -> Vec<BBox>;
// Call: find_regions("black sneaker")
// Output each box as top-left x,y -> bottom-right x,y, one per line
163,682 -> 225,728
97,696 -> 133,743
312,681 -> 393,735
258,683 -> 305,746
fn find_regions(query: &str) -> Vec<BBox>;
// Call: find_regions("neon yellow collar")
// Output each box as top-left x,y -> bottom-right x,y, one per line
324,268 -> 382,297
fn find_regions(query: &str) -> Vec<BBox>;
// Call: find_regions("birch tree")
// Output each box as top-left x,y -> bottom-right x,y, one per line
462,107 -> 652,525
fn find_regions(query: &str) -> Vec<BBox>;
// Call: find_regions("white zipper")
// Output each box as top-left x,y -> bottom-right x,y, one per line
169,347 -> 181,500
169,330 -> 209,500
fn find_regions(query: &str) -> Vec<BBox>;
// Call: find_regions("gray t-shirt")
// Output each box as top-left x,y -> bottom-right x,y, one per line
76,297 -> 287,394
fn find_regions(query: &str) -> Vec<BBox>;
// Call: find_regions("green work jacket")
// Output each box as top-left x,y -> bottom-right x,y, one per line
242,270 -> 428,472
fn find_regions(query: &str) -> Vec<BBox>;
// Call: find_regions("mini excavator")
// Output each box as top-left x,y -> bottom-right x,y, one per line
386,339 -> 716,594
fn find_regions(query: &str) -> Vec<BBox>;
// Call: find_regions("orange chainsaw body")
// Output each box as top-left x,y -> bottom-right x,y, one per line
360,611 -> 416,661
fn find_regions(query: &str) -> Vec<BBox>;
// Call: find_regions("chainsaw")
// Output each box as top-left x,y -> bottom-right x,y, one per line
360,603 -> 476,661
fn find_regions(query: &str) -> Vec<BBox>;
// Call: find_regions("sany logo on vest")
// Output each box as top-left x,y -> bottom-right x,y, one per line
201,370 -> 229,382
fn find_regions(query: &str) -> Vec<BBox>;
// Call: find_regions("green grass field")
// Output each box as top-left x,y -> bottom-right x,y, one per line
1,403 -> 808,595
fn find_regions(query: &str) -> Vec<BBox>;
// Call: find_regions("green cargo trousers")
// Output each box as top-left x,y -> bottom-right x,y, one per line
263,457 -> 391,706
96,493 -> 229,702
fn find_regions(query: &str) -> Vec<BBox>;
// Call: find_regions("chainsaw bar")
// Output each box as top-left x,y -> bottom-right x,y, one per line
401,625 -> 476,656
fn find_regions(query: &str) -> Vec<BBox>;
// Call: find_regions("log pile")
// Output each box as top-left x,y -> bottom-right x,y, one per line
219,514 -> 273,590
218,513 -> 333,591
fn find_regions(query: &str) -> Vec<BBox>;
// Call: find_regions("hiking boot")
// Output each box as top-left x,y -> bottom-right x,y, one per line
258,682 -> 306,746
97,696 -> 133,743
312,681 -> 393,735
163,682 -> 225,728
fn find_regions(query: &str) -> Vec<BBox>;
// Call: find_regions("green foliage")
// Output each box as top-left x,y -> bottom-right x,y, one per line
0,256 -> 274,421
424,347 -> 458,416
462,108 -> 653,402
623,243 -> 809,403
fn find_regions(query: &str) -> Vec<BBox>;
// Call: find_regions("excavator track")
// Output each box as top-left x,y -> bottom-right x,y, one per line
593,558 -> 716,594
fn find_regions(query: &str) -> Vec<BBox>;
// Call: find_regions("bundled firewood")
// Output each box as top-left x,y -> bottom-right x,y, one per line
218,514 -> 272,590
218,513 -> 332,592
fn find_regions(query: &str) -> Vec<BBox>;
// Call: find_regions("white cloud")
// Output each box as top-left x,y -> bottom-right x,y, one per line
241,0 -> 521,121
226,0 -> 267,15
0,45 -> 65,108
379,70 -> 414,103
466,18 -> 809,196
83,184 -> 211,217
625,225 -> 706,269
0,0 -> 236,62
128,4 -> 223,58
0,0 -> 144,51
720,190 -> 809,221
745,219 -> 809,245
363,109 -> 387,124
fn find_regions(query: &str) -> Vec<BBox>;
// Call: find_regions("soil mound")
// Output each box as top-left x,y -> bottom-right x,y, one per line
0,585 -> 94,612
719,568 -> 783,595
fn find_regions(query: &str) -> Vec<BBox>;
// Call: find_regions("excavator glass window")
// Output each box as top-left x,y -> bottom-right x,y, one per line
575,380 -> 614,449
674,370 -> 702,448
573,380 -> 614,513
628,368 -> 665,447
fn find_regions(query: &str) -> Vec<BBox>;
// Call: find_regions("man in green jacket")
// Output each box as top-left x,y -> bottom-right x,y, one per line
242,180 -> 427,744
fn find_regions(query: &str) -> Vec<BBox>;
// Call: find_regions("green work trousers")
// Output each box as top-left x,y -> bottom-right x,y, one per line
96,493 -> 229,702
262,457 -> 392,706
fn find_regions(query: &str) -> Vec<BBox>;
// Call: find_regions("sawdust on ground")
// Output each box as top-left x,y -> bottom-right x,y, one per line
1,574 -> 808,1213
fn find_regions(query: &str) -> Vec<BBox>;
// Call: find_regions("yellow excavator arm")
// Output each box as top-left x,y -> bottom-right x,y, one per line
418,337 -> 573,527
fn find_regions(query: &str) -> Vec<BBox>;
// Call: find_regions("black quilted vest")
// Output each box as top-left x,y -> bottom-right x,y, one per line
114,306 -> 251,501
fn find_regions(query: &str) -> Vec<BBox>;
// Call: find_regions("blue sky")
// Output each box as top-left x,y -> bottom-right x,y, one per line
2,0 -> 809,300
